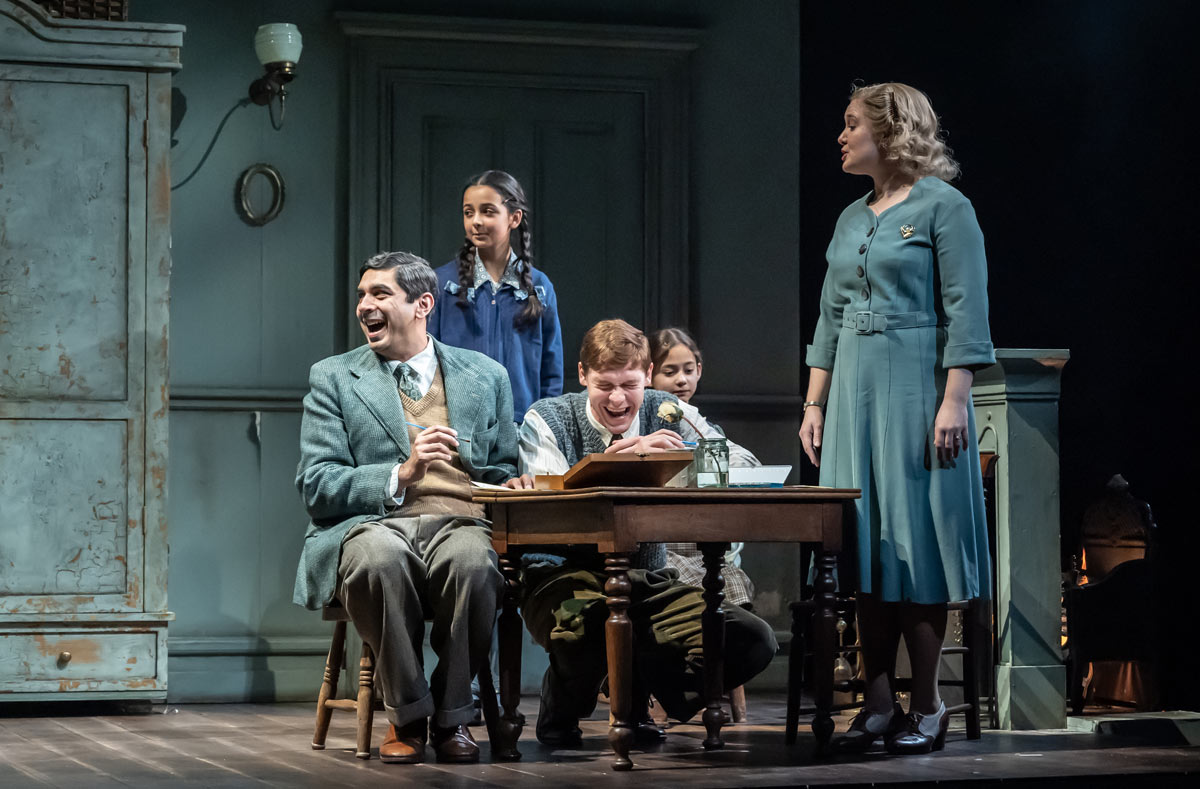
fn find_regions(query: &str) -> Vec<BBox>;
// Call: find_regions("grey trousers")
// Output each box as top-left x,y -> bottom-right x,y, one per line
337,515 -> 502,729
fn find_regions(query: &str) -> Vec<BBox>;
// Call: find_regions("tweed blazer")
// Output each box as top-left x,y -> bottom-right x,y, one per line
292,339 -> 518,610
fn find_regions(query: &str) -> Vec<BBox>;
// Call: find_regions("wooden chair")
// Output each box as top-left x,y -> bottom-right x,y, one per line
310,602 -> 502,760
311,603 -> 376,759
785,596 -> 987,744
729,685 -> 748,722
784,451 -> 999,745
1063,474 -> 1161,713
1064,558 -> 1158,713
782,446 -> 998,738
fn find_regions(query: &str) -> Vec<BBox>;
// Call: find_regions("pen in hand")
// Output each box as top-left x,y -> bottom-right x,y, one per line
405,421 -> 470,442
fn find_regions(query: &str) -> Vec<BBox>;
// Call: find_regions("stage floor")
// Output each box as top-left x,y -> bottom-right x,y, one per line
2,694 -> 1197,788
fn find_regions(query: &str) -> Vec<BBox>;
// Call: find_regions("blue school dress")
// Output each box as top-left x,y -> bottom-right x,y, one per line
429,255 -> 564,419
806,177 -> 995,604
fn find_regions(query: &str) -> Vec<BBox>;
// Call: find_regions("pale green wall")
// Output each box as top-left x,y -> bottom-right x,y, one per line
136,0 -> 801,700
139,0 -> 347,700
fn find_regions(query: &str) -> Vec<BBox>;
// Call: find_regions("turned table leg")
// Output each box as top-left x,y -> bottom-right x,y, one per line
604,552 -> 634,771
494,554 -> 524,761
811,550 -> 838,756
699,541 -> 730,750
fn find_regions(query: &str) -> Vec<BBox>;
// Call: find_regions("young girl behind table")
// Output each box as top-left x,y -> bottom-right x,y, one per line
429,170 -> 564,419
648,328 -> 759,608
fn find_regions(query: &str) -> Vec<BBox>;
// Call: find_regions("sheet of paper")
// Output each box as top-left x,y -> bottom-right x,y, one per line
470,480 -> 510,491
728,465 -> 792,486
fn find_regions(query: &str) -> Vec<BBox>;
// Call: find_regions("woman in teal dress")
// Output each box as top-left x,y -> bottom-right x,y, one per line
799,83 -> 995,755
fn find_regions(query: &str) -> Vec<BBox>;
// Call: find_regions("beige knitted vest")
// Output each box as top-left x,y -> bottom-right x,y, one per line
398,366 -> 484,518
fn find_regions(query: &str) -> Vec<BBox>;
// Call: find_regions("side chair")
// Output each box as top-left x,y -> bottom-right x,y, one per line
310,601 -> 502,759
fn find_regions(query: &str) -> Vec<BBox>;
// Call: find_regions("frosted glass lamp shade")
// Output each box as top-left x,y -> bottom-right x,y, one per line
247,23 -> 302,129
254,23 -> 302,66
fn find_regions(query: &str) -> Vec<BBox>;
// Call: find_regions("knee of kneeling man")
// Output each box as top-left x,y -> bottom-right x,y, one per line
758,616 -> 780,653
734,611 -> 779,657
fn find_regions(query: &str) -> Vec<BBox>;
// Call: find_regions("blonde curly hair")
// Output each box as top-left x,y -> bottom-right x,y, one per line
850,82 -> 960,182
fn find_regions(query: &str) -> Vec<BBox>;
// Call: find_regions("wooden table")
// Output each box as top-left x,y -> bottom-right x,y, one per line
472,485 -> 860,770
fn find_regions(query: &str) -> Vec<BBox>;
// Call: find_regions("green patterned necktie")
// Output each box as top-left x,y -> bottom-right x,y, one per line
394,363 -> 422,402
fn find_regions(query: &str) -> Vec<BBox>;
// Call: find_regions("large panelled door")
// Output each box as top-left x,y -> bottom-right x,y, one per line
385,82 -> 645,376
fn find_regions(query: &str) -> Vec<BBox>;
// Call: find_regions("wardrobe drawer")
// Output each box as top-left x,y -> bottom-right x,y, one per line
0,630 -> 157,683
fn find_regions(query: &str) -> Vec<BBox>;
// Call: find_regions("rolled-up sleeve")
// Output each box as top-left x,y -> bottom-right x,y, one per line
934,198 -> 995,369
518,410 -> 569,476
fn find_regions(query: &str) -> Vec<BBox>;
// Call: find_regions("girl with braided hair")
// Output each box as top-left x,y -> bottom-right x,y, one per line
429,170 -> 564,420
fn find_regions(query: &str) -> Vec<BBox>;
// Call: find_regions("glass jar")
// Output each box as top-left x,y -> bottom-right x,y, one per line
692,437 -> 729,488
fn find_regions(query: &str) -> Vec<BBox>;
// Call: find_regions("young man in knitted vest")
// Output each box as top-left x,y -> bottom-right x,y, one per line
294,252 -> 534,765
517,318 -> 778,746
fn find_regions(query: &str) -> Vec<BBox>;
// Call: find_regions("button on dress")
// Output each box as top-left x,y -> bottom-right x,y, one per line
806,177 -> 995,603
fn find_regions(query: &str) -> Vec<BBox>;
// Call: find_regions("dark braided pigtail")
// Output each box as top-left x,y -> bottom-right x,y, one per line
454,239 -> 474,308
462,169 -> 544,328
513,213 -> 543,327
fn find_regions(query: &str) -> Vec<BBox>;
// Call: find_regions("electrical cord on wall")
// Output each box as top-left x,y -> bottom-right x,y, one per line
170,97 -> 252,191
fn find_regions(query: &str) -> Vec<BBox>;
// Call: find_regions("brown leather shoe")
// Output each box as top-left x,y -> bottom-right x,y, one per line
430,723 -> 479,763
379,719 -> 427,764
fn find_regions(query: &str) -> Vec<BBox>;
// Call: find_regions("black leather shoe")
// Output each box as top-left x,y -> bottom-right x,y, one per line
536,668 -> 583,747
430,723 -> 479,763
886,701 -> 949,755
831,702 -> 903,754
537,720 -> 583,747
634,716 -> 667,744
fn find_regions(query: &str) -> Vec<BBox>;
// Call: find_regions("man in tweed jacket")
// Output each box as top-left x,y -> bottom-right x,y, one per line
516,319 -> 777,747
294,252 -> 531,765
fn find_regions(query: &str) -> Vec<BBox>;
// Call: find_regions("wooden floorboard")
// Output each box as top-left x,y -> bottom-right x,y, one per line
1,694 -> 1197,788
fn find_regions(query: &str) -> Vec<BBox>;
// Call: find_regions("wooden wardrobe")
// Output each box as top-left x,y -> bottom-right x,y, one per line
0,0 -> 181,701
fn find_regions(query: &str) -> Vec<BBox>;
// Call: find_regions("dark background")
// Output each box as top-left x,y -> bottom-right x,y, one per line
799,1 -> 1199,708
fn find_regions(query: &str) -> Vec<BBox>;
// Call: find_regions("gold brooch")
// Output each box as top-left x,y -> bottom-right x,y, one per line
900,224 -> 915,239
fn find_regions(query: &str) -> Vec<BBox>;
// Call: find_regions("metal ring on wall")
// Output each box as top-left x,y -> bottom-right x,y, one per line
235,163 -> 285,226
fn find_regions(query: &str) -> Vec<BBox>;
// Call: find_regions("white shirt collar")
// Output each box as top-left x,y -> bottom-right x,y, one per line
585,399 -> 643,445
383,335 -> 437,398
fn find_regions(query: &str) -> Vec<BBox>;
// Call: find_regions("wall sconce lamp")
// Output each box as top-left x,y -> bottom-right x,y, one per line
248,23 -> 303,131
171,23 -> 302,192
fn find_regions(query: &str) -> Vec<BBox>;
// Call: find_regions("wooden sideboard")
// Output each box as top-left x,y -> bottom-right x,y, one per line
0,0 -> 182,701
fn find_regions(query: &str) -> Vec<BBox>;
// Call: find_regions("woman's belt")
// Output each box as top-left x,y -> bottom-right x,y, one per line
841,309 -> 938,334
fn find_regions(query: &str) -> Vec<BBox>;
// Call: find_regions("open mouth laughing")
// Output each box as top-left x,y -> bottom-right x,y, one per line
602,404 -> 632,428
362,314 -> 387,342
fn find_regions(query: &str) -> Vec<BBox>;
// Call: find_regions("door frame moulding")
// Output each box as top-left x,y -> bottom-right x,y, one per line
338,12 -> 699,350
336,13 -> 701,51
